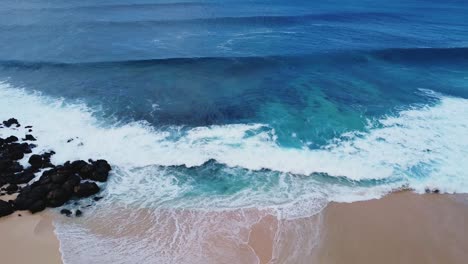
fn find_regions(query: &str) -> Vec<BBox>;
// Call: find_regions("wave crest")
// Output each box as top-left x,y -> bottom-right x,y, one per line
1,82 -> 467,210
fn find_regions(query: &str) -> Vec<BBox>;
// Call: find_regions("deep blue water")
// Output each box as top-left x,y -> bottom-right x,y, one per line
1,49 -> 468,148
1,0 -> 468,61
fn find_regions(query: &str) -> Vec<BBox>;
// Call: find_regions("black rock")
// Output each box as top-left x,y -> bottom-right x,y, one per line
13,196 -> 35,211
0,200 -> 14,217
4,142 -> 27,160
94,160 -> 111,173
20,184 -> 49,200
29,200 -> 46,213
9,171 -> 34,184
63,161 -> 71,168
75,209 -> 82,217
4,135 -> 18,143
71,160 -> 88,172
25,126 -> 32,129
43,151 -> 56,158
5,162 -> 23,173
23,134 -> 36,141
25,166 -> 40,174
88,171 -> 109,182
2,142 -> 34,155
3,118 -> 20,128
78,164 -> 94,178
0,159 -> 13,171
29,185 -> 50,199
46,188 -> 70,207
93,196 -> 103,201
62,175 -> 81,193
14,184 -> 49,210
1,134 -> 112,216
5,184 -> 18,194
60,208 -> 72,217
28,154 -> 44,168
43,183 -> 61,192
28,144 -> 38,150
19,143 -> 33,153
92,160 -> 111,181
80,160 -> 111,182
74,182 -> 100,197
37,171 -> 53,185
9,151 -> 24,160
50,171 -> 71,184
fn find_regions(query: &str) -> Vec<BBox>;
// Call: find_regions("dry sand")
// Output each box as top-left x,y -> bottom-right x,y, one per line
312,192 -> 468,264
0,196 -> 62,264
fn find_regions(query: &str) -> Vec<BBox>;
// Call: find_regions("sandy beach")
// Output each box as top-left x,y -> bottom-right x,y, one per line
256,192 -> 468,264
0,210 -> 62,264
2,192 -> 468,263
312,192 -> 468,264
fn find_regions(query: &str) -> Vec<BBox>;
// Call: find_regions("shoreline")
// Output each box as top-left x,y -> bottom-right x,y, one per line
0,117 -> 112,264
2,191 -> 468,263
248,192 -> 468,263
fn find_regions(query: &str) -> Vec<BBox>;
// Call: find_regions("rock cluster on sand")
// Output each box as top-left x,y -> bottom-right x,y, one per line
0,118 -> 111,217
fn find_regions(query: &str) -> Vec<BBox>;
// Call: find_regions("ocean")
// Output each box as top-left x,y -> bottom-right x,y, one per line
1,0 -> 468,263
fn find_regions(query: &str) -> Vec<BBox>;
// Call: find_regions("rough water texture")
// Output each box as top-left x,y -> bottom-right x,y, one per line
1,0 -> 468,263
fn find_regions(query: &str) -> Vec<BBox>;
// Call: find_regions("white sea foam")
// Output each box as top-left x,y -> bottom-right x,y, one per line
3,81 -> 467,264
1,82 -> 467,199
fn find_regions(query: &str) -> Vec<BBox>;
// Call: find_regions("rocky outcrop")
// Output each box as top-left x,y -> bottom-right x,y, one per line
0,118 -> 111,217
3,118 -> 20,128
0,200 -> 14,217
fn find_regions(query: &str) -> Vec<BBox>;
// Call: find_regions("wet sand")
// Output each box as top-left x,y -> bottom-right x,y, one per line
312,192 -> 468,264
57,192 -> 468,264
0,197 -> 62,264
1,192 -> 467,264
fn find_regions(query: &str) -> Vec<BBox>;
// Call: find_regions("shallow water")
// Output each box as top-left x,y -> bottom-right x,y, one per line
1,0 -> 468,263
